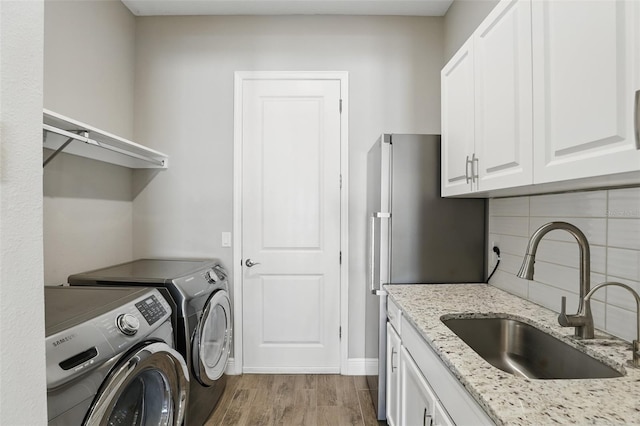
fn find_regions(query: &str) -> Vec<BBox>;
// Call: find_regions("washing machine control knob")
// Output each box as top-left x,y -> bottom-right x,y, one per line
205,269 -> 219,284
117,314 -> 140,336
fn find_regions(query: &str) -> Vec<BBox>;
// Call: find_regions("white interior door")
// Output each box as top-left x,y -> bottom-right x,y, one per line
240,76 -> 342,373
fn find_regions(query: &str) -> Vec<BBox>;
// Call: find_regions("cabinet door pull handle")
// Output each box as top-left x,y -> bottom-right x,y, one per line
423,407 -> 433,426
471,153 -> 479,183
465,155 -> 472,184
391,347 -> 398,372
635,89 -> 639,150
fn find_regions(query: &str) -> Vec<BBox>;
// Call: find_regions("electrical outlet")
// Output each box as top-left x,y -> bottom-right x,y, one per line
491,241 -> 500,256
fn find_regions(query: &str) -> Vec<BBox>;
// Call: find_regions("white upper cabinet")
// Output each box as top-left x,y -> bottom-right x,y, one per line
442,0 -> 640,197
475,0 -> 533,191
442,38 -> 476,196
532,0 -> 640,183
637,2 -> 640,91
442,0 -> 533,196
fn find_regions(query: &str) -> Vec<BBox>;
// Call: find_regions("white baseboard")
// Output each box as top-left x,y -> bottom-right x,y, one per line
243,366 -> 341,374
345,358 -> 378,375
225,357 -> 241,375
225,357 -> 378,375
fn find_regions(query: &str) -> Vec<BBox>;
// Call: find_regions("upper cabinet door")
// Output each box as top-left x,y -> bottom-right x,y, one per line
636,1 -> 640,141
475,0 -> 533,191
441,38 -> 475,196
532,0 -> 640,183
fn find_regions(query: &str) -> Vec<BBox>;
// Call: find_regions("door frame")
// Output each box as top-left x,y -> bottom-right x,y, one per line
232,71 -> 349,374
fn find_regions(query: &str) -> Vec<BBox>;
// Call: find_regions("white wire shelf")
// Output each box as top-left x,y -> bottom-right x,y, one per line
43,109 -> 168,169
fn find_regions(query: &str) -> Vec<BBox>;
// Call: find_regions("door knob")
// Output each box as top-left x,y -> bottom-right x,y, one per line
245,259 -> 261,268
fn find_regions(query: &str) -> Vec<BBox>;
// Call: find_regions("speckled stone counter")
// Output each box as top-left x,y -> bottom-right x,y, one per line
385,284 -> 640,425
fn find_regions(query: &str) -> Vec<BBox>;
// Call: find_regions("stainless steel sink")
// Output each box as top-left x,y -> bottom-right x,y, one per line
441,316 -> 623,379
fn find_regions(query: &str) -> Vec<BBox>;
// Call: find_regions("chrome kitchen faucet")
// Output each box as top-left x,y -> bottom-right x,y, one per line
584,281 -> 640,367
517,221 -> 595,339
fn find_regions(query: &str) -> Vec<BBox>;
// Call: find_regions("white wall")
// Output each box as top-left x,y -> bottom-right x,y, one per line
0,0 -> 47,423
443,0 -> 499,61
488,188 -> 640,342
133,15 -> 444,359
43,0 -> 137,284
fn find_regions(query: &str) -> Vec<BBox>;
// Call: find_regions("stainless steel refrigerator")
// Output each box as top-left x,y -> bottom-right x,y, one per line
365,134 -> 486,420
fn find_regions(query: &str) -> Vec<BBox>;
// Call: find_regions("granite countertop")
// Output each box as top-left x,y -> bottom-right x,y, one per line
385,284 -> 640,425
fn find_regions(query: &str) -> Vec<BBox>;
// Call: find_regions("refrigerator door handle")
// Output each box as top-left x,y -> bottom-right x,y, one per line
369,214 -> 379,294
369,214 -> 376,294
370,212 -> 390,295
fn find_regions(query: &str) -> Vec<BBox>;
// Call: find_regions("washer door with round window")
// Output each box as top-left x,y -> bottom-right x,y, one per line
192,290 -> 232,386
83,341 -> 189,426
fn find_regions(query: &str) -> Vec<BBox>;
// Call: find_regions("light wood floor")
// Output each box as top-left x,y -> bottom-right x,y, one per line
205,374 -> 388,426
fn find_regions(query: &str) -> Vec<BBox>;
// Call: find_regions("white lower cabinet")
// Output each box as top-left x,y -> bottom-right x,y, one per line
386,312 -> 494,426
386,323 -> 402,426
433,403 -> 454,426
400,346 -> 453,426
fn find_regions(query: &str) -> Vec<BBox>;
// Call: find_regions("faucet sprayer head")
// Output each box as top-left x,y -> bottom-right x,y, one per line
518,221 -> 594,339
517,254 -> 535,280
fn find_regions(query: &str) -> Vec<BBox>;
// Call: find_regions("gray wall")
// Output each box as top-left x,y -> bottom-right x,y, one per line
44,0 -> 136,137
444,0 -> 500,61
40,0 -> 498,361
133,15 -> 444,359
43,0 -> 137,284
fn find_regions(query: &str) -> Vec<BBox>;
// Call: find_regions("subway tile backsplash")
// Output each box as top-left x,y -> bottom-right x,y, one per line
487,187 -> 640,343
529,191 -> 607,218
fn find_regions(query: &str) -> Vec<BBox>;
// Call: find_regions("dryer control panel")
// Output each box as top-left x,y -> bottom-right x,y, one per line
173,263 -> 229,301
45,288 -> 173,390
135,295 -> 168,325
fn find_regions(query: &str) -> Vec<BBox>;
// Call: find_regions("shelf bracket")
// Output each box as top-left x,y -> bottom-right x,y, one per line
42,127 -> 89,167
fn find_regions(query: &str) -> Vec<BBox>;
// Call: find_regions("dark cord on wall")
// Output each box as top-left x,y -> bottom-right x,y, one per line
486,246 -> 501,283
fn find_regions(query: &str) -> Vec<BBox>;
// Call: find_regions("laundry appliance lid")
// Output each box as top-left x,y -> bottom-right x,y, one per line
44,286 -> 155,336
68,258 -> 217,284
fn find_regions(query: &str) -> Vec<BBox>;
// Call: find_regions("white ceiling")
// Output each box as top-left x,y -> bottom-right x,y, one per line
121,0 -> 454,17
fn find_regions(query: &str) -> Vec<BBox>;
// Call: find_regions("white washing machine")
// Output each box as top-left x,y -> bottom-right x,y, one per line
68,258 -> 232,426
45,286 -> 189,426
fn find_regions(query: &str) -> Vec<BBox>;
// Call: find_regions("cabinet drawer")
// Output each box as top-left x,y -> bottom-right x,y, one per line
387,298 -> 402,333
